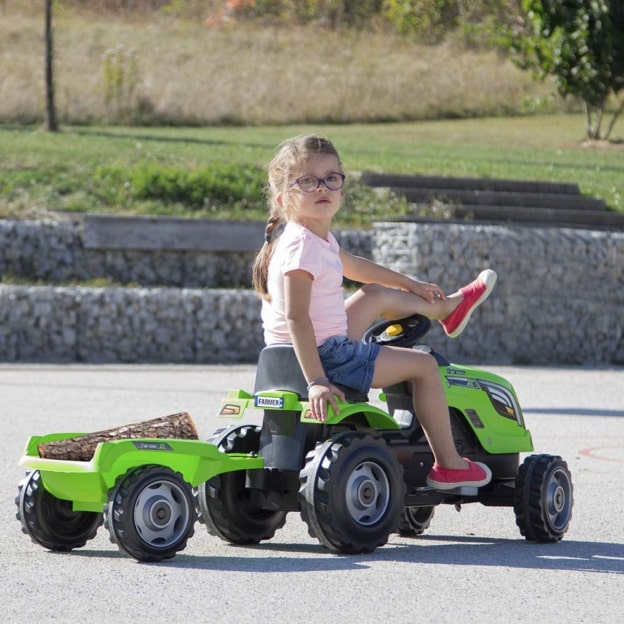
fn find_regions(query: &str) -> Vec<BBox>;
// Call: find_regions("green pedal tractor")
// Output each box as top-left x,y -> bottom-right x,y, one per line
16,314 -> 573,562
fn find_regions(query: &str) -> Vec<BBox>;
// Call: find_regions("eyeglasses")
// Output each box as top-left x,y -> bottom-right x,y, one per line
290,172 -> 345,193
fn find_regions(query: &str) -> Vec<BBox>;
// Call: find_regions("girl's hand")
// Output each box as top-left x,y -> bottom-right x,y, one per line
308,381 -> 345,422
406,279 -> 446,304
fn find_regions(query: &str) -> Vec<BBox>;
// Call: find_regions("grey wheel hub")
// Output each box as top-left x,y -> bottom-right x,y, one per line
134,481 -> 190,546
345,461 -> 390,526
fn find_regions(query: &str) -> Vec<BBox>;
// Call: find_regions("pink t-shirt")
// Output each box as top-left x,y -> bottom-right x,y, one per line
262,221 -> 348,346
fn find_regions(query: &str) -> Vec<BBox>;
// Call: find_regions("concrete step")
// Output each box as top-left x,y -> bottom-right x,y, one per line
390,187 -> 606,211
429,204 -> 624,231
82,214 -> 264,251
361,171 -> 621,230
361,171 -> 581,195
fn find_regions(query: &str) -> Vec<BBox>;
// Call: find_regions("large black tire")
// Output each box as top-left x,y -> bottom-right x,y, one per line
299,431 -> 405,554
195,425 -> 287,545
15,470 -> 103,551
397,506 -> 435,537
513,454 -> 573,543
105,465 -> 195,562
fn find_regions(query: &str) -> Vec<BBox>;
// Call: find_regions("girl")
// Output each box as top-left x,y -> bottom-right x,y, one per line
252,135 -> 496,491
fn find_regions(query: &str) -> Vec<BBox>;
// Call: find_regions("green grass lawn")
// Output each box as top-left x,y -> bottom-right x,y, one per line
1,114 -> 622,224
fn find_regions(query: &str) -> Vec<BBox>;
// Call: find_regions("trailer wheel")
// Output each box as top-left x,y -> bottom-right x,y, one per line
397,506 -> 435,537
514,454 -> 573,543
105,465 -> 195,562
15,470 -> 102,551
195,425 -> 286,544
299,431 -> 405,554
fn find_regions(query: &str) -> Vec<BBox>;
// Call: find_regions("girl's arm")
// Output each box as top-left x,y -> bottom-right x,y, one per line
284,269 -> 345,420
340,248 -> 445,304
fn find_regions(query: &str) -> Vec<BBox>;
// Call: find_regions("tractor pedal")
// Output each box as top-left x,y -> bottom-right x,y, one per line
446,486 -> 479,496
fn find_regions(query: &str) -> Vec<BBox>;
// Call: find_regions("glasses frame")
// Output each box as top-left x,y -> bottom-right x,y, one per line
289,172 -> 346,193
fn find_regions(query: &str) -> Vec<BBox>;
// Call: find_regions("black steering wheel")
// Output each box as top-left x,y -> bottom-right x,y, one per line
363,314 -> 432,349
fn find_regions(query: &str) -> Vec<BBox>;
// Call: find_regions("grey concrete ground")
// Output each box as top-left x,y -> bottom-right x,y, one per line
1,364 -> 623,623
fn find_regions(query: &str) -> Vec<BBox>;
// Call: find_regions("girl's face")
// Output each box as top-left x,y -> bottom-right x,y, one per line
281,154 -> 343,226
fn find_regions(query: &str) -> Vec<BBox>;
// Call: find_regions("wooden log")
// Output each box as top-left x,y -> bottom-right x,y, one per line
37,412 -> 199,462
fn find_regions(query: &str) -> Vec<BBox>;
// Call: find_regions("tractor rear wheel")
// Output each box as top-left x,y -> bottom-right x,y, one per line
299,431 -> 405,554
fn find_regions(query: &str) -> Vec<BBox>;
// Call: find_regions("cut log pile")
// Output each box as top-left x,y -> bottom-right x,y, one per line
37,412 -> 198,461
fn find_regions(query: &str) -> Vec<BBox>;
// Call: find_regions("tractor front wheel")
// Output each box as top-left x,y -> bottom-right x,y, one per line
397,506 -> 435,537
514,454 -> 573,543
195,425 -> 287,545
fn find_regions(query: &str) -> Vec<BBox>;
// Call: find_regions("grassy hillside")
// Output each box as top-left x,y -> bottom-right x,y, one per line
2,116 -> 622,224
0,4 -> 621,221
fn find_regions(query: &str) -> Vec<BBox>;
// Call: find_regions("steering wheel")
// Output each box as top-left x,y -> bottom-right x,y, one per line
363,314 -> 432,349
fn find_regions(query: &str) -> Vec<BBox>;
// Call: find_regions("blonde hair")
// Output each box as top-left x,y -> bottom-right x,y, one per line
252,135 -> 342,299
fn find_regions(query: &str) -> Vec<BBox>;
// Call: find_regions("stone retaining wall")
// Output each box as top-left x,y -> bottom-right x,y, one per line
0,285 -> 261,363
0,218 -> 371,288
0,218 -> 622,365
373,222 -> 624,365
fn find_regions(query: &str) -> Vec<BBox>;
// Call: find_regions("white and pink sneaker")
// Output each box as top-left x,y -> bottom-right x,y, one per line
441,269 -> 497,338
427,458 -> 492,490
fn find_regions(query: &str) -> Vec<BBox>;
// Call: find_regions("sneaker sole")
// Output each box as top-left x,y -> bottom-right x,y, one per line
447,269 -> 497,338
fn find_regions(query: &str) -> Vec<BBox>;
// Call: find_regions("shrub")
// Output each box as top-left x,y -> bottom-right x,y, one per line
93,162 -> 267,213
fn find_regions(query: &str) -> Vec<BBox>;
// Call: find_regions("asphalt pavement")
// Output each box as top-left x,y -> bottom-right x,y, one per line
1,363 -> 623,623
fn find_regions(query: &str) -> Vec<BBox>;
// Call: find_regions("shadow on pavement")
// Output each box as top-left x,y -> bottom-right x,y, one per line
66,537 -> 624,575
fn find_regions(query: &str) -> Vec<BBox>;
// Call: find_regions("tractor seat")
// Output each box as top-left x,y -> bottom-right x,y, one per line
253,344 -> 369,403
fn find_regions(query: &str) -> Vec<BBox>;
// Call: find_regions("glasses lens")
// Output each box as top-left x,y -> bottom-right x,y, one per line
324,173 -> 344,190
296,176 -> 318,192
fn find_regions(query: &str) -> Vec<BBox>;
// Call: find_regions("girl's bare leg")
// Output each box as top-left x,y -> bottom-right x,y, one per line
370,346 -> 467,470
345,283 -> 461,341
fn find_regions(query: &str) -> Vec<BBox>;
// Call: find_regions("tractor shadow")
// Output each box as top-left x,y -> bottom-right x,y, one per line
157,536 -> 624,574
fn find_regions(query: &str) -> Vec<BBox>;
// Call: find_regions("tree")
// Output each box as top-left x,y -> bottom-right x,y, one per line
510,0 -> 624,140
44,0 -> 59,131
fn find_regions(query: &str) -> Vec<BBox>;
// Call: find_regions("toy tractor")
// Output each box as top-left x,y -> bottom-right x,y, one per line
16,314 -> 573,561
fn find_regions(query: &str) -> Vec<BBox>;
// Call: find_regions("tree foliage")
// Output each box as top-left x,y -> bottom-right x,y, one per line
48,1 -> 520,42
510,0 -> 624,140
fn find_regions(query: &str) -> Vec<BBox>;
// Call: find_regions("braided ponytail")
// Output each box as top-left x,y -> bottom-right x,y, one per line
252,215 -> 284,298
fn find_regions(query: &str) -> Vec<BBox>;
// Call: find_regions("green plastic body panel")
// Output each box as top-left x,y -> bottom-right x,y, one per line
219,390 -> 400,430
19,435 -> 264,512
441,363 -> 534,454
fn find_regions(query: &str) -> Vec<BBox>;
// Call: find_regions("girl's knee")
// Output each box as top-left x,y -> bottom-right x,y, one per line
410,351 -> 440,381
359,283 -> 396,307
359,283 -> 387,298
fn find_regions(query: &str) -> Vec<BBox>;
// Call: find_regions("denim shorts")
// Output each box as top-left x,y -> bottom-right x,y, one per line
317,336 -> 381,393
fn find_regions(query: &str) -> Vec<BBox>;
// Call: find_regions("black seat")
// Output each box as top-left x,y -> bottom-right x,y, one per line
254,344 -> 369,403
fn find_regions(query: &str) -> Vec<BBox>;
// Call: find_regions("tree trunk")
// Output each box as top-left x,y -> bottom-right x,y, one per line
37,412 -> 199,461
604,99 -> 624,141
44,0 -> 58,132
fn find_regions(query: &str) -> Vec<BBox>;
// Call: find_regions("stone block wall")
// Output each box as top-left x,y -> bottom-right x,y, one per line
0,218 -> 622,365
0,218 -> 372,288
373,222 -> 624,365
0,219 -> 255,288
0,285 -> 261,363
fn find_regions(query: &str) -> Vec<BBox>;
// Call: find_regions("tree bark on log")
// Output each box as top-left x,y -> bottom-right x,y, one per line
37,412 -> 198,461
